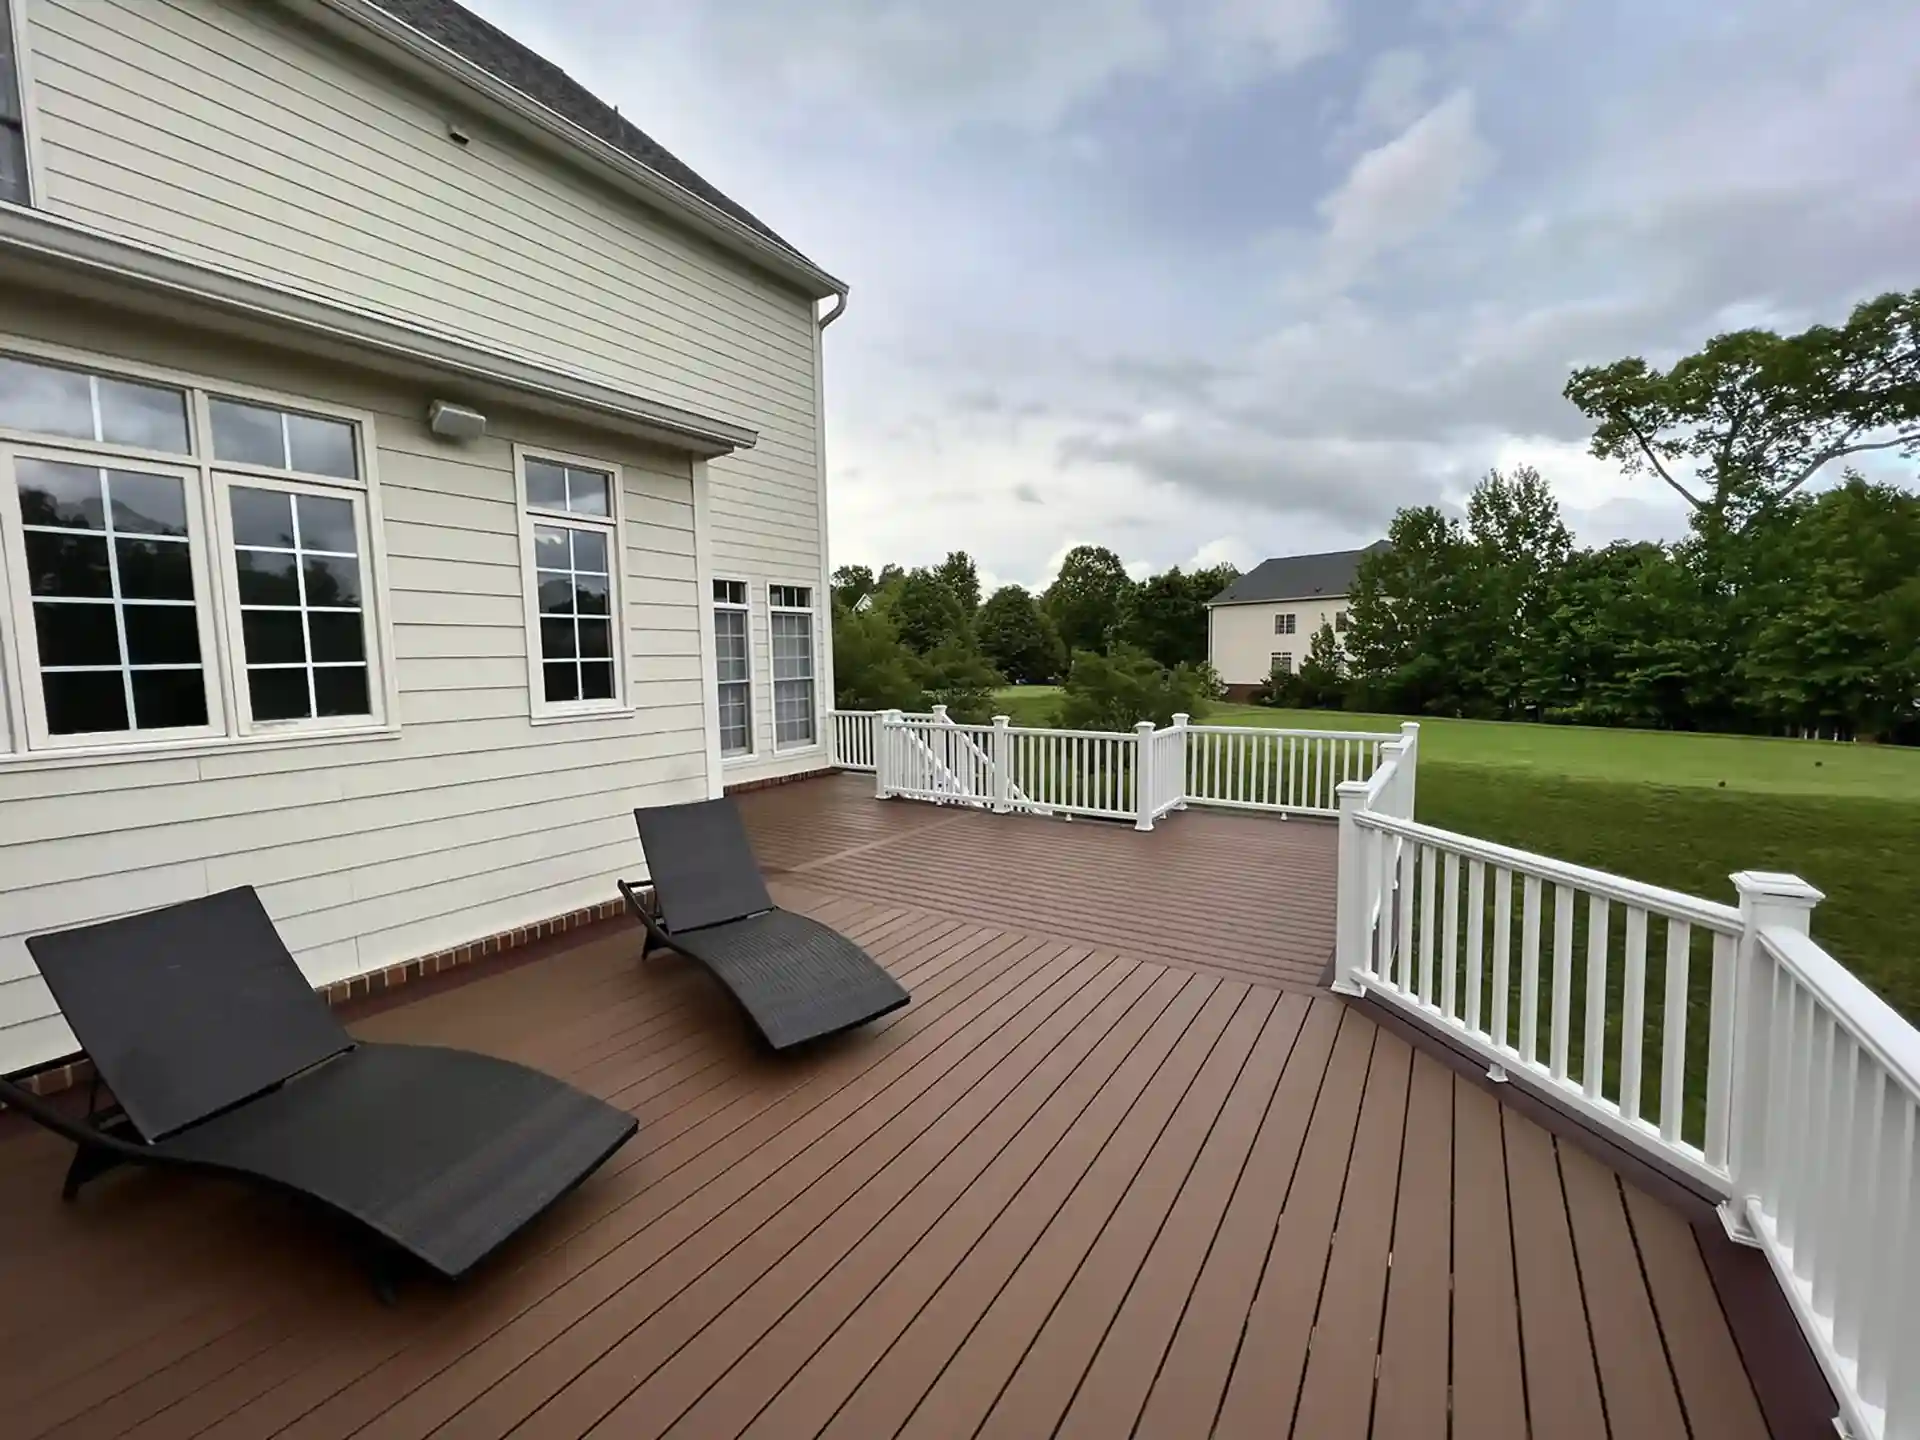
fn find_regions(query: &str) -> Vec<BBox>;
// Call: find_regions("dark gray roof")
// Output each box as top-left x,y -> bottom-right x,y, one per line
372,0 -> 823,276
1208,541 -> 1390,605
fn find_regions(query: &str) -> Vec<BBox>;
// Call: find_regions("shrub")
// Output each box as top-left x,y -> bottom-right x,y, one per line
832,601 -> 925,712
1055,645 -> 1214,731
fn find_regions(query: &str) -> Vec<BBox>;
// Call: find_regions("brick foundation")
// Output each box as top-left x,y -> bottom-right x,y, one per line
723,766 -> 836,795
7,895 -> 630,1102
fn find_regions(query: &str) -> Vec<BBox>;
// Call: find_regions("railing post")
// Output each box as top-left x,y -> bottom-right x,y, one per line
1331,780 -> 1371,995
1133,721 -> 1156,832
990,715 -> 1012,814
875,709 -> 901,800
1721,871 -> 1822,1245
1398,722 -> 1420,818
1170,713 -> 1190,811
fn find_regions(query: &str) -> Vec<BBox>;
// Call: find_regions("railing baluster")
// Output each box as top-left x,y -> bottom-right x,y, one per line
1803,1012 -> 1841,1289
1520,875 -> 1542,1067
1491,868 -> 1512,1052
1551,883 -> 1574,1081
1584,897 -> 1611,1101
1704,930 -> 1736,1169
1621,906 -> 1648,1123
1397,837 -> 1417,993
1819,1035 -> 1860,1334
1780,982 -> 1812,1251
1418,844 -> 1438,1005
1318,736 -> 1330,810
1441,851 -> 1460,1020
1659,919 -> 1691,1143
1863,1094 -> 1914,1421
1465,859 -> 1485,1032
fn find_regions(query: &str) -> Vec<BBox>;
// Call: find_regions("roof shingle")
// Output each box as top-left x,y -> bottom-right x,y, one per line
1208,541 -> 1390,605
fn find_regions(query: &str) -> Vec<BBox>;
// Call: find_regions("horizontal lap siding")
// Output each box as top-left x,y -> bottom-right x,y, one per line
0,302 -> 709,1074
24,0 -> 830,785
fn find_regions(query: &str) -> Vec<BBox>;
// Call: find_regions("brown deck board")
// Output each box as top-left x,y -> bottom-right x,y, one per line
0,772 -> 1774,1440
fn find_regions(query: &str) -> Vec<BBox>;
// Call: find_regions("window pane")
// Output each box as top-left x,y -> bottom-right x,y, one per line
0,357 -> 93,440
579,661 -> 615,701
296,495 -> 356,554
17,458 -> 103,529
123,604 -> 201,665
570,528 -> 607,574
44,670 -> 128,735
131,669 -> 208,729
573,574 -> 610,615
242,610 -> 306,664
35,602 -> 121,666
210,399 -> 287,468
248,667 -> 310,721
537,573 -> 573,615
106,470 -> 187,536
303,555 -> 362,607
97,379 -> 190,453
235,549 -> 300,605
566,468 -> 611,517
714,579 -> 747,606
539,616 -> 575,660
24,532 -> 110,597
229,487 -> 296,547
525,460 -> 568,511
533,525 -> 569,570
0,126 -> 23,208
307,611 -> 365,663
313,665 -> 370,717
285,413 -> 357,479
543,662 -> 579,703
576,617 -> 611,659
116,538 -> 194,601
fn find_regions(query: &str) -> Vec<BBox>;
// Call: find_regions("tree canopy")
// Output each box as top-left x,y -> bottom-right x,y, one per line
977,584 -> 1065,684
1123,563 -> 1238,671
1043,545 -> 1135,656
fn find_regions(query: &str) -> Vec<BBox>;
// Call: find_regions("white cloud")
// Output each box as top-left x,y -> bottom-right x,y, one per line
1187,537 -> 1259,571
1315,89 -> 1494,289
1201,0 -> 1344,79
1337,48 -> 1432,148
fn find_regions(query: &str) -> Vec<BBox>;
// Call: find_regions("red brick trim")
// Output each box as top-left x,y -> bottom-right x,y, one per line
724,766 -> 836,795
5,895 -> 630,1102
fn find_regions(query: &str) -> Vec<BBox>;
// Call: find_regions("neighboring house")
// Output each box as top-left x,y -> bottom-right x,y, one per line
1207,542 -> 1388,698
0,0 -> 847,1075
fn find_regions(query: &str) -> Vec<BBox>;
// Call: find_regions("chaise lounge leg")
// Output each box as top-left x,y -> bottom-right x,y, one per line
61,1142 -> 125,1201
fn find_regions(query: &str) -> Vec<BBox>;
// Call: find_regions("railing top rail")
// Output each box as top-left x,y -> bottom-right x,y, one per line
1355,809 -> 1743,934
1760,925 -> 1920,1100
1183,724 -> 1388,742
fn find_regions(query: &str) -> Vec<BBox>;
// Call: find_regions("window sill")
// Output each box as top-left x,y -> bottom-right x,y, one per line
772,742 -> 826,757
0,723 -> 402,772
721,751 -> 759,766
528,704 -> 636,728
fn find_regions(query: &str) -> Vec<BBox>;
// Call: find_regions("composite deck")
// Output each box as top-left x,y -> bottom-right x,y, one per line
0,774 -> 1781,1438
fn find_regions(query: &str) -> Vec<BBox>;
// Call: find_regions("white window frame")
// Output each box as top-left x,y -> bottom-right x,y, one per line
513,444 -> 629,723
0,336 -> 398,766
1,0 -> 47,210
1274,612 -> 1297,635
1270,652 -> 1293,674
0,446 -> 224,749
768,581 -> 819,752
712,575 -> 754,760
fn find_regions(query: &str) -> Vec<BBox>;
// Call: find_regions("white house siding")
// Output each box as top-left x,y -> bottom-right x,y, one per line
21,0 -> 833,781
0,296 -> 713,1075
1210,598 -> 1351,688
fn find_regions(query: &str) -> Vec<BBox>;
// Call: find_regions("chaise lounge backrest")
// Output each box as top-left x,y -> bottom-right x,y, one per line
632,799 -> 775,934
26,887 -> 353,1141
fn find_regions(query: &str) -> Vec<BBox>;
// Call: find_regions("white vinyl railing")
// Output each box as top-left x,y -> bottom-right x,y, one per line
830,709 -> 936,772
1183,724 -> 1389,814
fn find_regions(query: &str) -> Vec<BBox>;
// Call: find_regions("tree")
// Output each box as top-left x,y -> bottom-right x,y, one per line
919,640 -> 1004,723
1054,646 -> 1214,731
933,551 -> 982,615
1463,465 -> 1574,716
977,584 -> 1066,684
831,601 -> 925,712
887,567 -> 971,654
1342,506 -> 1480,714
1565,289 -> 1920,528
1043,545 -> 1135,656
830,564 -> 876,610
1293,622 -> 1346,709
1123,563 -> 1238,670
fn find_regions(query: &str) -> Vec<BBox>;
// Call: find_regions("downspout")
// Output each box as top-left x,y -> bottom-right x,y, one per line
818,291 -> 849,328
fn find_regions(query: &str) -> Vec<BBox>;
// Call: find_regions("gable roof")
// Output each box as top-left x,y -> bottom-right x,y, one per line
1208,541 -> 1390,605
367,0 -> 829,283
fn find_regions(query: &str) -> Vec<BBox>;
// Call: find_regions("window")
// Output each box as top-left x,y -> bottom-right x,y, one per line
1270,652 -> 1293,674
1334,609 -> 1349,633
0,347 -> 391,757
713,578 -> 752,758
0,2 -> 30,206
769,584 -> 816,748
516,450 -> 623,715
1274,612 -> 1297,635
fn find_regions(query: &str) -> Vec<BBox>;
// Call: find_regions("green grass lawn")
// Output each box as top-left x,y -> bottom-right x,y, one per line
992,687 -> 1920,1020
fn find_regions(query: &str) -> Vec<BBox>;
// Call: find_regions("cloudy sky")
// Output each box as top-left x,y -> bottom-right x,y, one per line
464,0 -> 1919,590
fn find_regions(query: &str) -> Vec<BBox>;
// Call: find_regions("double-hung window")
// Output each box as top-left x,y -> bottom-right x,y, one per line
1270,652 -> 1293,674
0,0 -> 32,206
1274,612 -> 1297,636
0,349 -> 389,756
516,449 -> 624,718
713,578 -> 752,757
769,584 -> 817,749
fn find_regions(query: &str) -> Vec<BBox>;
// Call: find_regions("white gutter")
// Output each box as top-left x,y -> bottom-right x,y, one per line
285,0 -> 850,306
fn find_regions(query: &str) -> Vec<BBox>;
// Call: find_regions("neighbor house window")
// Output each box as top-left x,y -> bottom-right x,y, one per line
769,584 -> 816,748
1270,652 -> 1293,674
0,348 -> 391,755
1274,613 -> 1297,635
517,449 -> 624,716
1334,609 -> 1349,632
0,2 -> 30,207
713,578 -> 752,757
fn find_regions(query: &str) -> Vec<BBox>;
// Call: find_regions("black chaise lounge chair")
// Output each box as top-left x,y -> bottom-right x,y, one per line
618,798 -> 910,1050
0,887 -> 636,1293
